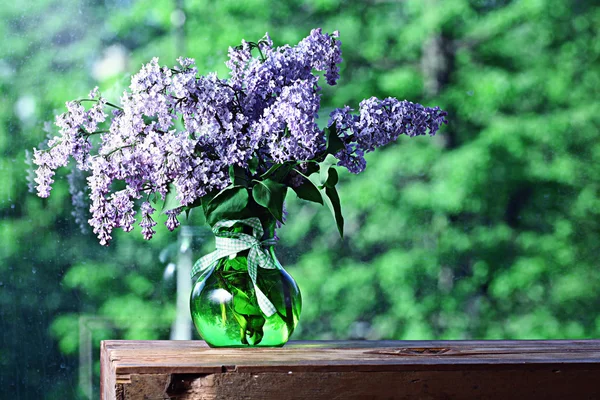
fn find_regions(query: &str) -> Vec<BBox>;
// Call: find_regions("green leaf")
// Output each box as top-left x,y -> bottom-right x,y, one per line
252,179 -> 288,222
204,186 -> 249,226
229,164 -> 250,187
323,186 -> 344,238
291,170 -> 323,204
246,315 -> 265,344
259,163 -> 283,179
248,157 -> 259,175
231,312 -> 248,344
226,258 -> 248,272
326,125 -> 345,155
304,161 -> 319,175
324,167 -> 339,188
270,162 -> 294,182
181,196 -> 204,220
201,190 -> 218,215
319,154 -> 338,186
161,183 -> 182,211
232,289 -> 262,316
259,162 -> 293,182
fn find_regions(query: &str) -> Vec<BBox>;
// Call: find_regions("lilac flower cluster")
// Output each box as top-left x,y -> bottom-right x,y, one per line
32,29 -> 446,245
329,98 -> 448,173
33,91 -> 107,199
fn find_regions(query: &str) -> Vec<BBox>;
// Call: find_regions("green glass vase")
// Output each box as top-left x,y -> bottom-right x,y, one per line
190,246 -> 302,347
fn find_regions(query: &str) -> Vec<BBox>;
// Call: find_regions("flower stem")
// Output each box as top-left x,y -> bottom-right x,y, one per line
256,47 -> 266,62
103,143 -> 135,158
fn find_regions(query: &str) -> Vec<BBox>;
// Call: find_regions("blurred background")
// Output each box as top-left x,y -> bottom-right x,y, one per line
1,0 -> 599,398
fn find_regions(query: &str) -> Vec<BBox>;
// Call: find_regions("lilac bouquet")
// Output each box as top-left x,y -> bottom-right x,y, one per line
32,29 -> 447,245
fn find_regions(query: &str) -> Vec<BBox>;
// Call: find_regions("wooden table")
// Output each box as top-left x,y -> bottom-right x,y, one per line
101,340 -> 600,399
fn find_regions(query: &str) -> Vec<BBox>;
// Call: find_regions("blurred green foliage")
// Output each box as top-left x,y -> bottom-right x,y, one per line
1,0 -> 599,398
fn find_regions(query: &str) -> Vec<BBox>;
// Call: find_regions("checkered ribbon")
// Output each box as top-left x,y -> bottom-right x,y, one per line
191,218 -> 278,317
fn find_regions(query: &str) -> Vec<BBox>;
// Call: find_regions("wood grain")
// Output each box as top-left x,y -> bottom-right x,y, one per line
101,340 -> 600,399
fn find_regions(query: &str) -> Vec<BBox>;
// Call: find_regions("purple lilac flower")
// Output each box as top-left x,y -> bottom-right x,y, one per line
89,86 -> 100,99
129,58 -> 175,131
83,97 -> 107,133
296,28 -> 342,85
32,149 -> 55,198
33,97 -> 108,197
32,29 -> 446,245
233,28 -> 342,134
173,146 -> 229,206
226,39 -> 254,90
327,105 -> 364,173
255,76 -> 325,163
50,101 -> 86,168
139,202 -> 157,240
328,98 -> 448,173
171,58 -> 198,102
87,156 -> 116,245
110,189 -> 137,232
165,208 -> 182,231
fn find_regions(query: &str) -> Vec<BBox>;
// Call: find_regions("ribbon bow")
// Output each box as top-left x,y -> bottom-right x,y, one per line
191,218 -> 278,317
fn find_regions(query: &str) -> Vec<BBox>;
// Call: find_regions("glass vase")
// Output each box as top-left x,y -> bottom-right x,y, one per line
190,246 -> 302,347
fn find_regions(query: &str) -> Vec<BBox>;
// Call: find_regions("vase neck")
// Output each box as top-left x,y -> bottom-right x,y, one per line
218,217 -> 277,243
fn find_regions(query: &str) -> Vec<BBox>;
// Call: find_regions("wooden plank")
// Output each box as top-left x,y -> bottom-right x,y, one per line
166,370 -> 600,400
101,340 -> 600,400
100,341 -> 115,400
